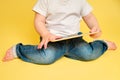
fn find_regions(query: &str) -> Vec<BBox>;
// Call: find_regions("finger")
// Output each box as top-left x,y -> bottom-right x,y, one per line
55,36 -> 62,39
44,40 -> 49,49
90,32 -> 101,39
37,40 -> 44,49
50,36 -> 62,42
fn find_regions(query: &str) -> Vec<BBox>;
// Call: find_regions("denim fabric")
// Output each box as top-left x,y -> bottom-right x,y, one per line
16,35 -> 108,64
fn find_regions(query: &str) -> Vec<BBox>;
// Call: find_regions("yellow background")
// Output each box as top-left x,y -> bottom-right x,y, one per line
0,0 -> 120,80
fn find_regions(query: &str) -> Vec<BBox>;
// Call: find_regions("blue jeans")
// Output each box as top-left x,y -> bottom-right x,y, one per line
16,36 -> 108,65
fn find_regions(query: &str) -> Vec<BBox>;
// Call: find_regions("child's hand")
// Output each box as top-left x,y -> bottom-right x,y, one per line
89,27 -> 102,39
37,33 -> 62,49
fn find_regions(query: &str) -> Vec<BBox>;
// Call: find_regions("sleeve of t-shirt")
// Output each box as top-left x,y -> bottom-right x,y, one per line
80,0 -> 93,17
32,0 -> 48,17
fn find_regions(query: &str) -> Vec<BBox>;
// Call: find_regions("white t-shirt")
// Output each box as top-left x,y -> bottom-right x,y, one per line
33,0 -> 92,36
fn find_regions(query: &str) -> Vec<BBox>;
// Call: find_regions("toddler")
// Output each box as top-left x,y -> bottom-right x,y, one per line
3,0 -> 116,64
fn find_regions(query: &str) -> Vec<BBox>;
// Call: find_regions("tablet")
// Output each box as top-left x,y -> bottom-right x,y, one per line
51,32 -> 98,42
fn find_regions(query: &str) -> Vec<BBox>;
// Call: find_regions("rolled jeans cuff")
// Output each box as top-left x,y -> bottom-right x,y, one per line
12,45 -> 18,58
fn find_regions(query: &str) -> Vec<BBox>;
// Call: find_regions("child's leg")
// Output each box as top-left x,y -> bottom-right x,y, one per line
3,42 -> 66,64
65,39 -> 116,61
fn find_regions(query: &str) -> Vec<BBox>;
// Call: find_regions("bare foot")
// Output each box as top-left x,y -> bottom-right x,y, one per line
105,41 -> 117,50
2,47 -> 15,62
